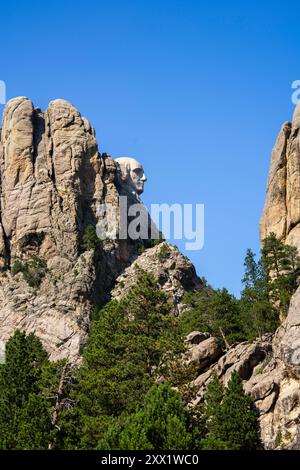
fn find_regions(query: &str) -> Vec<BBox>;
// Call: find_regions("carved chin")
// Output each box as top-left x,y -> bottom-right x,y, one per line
133,182 -> 144,195
135,187 -> 143,195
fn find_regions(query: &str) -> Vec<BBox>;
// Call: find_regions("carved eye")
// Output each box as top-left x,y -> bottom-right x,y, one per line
132,168 -> 143,176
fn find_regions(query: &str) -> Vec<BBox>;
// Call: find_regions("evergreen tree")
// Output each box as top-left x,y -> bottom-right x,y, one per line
181,289 -> 245,348
242,249 -> 264,289
261,233 -> 300,318
0,330 -> 53,449
59,271 -> 181,449
81,224 -> 102,251
202,371 -> 260,450
117,384 -> 192,450
16,394 -> 53,450
123,270 -> 181,375
203,373 -> 224,428
240,249 -> 279,339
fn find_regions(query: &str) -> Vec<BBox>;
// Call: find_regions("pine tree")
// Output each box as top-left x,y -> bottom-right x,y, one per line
203,373 -> 224,428
242,249 -> 264,289
16,394 -> 53,450
0,330 -> 53,449
202,371 -> 260,450
81,224 -> 102,251
261,233 -> 300,318
240,249 -> 278,339
59,271 -> 181,449
118,384 -> 192,450
181,289 -> 245,348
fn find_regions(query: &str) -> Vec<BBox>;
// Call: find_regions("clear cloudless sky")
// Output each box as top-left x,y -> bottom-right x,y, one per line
0,0 -> 299,296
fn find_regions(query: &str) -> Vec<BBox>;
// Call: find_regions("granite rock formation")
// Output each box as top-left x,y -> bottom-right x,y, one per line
260,103 -> 300,251
0,97 -> 202,362
256,103 -> 300,448
111,243 -> 203,315
0,97 -> 149,361
1,96 -> 300,449
184,103 -> 300,449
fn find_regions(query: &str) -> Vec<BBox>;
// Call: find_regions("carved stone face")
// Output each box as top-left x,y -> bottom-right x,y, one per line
115,157 -> 147,195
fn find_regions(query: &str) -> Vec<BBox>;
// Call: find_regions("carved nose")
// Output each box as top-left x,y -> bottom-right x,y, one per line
142,174 -> 147,182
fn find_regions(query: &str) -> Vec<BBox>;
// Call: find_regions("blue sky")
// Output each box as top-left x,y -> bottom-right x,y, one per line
0,0 -> 299,296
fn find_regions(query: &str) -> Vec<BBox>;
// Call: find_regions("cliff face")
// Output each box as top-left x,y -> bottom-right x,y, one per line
255,104 -> 300,448
0,97 -> 134,361
194,105 -> 300,449
0,97 -> 100,264
260,103 -> 300,250
0,97 -> 202,362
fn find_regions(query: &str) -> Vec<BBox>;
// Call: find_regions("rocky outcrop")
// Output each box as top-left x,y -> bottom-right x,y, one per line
185,233 -> 300,449
185,332 -> 222,371
190,333 -> 300,449
260,103 -> 300,251
0,97 -> 203,363
111,243 -> 203,314
0,252 -> 95,361
274,284 -> 300,374
0,97 -> 99,262
0,97 -> 144,362
256,103 -> 300,448
191,336 -> 272,400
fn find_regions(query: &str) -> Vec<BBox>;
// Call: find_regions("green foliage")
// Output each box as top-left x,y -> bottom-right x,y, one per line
137,244 -> 146,255
239,235 -> 300,339
203,373 -> 224,427
96,416 -> 125,450
161,357 -> 199,404
152,231 -> 164,246
81,224 -> 102,251
12,259 -> 25,275
202,372 -> 261,450
15,394 -> 53,450
180,289 -> 245,347
138,231 -> 165,254
181,236 -> 300,348
117,385 -> 192,450
58,271 -> 181,449
242,248 -> 263,289
158,243 -> 170,260
7,235 -> 293,450
1,259 -> 270,450
261,233 -> 300,317
200,276 -> 212,288
240,249 -> 279,340
80,299 -> 153,418
0,331 -> 53,449
11,255 -> 47,288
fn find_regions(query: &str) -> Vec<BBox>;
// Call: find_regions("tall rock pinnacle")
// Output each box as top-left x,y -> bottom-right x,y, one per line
260,103 -> 300,250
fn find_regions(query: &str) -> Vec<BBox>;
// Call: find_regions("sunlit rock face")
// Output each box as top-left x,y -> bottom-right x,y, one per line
243,103 -> 300,449
0,98 -> 148,362
0,97 -> 198,364
171,103 -> 300,451
260,103 -> 300,253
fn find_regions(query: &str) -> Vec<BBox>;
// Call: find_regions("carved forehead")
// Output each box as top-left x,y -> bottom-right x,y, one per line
115,157 -> 144,173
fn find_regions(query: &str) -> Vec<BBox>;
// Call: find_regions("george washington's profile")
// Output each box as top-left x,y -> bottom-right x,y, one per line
115,157 -> 147,196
